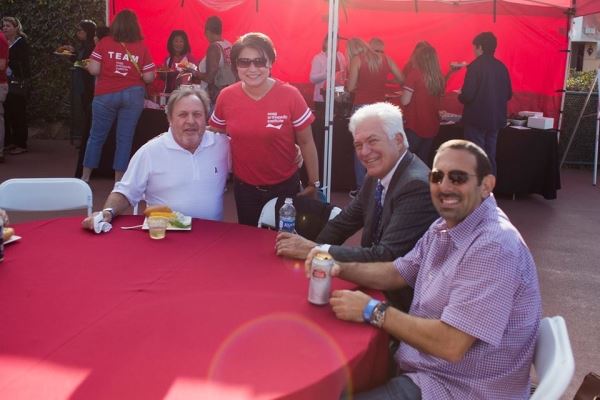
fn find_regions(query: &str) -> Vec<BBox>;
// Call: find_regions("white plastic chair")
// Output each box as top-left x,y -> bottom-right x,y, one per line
257,197 -> 341,230
0,178 -> 93,216
530,316 -> 575,400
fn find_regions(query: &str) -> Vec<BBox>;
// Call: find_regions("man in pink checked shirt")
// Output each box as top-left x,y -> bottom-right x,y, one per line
307,139 -> 542,400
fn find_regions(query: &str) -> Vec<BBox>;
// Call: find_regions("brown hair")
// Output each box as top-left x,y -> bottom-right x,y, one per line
230,32 -> 276,68
435,139 -> 492,183
110,9 -> 143,43
410,42 -> 445,97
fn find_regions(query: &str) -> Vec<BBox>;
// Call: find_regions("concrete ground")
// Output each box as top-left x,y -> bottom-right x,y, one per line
1,138 -> 599,399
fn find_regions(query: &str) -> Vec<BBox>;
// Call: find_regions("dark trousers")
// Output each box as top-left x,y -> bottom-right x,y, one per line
343,375 -> 422,400
405,128 -> 434,165
463,124 -> 499,175
233,172 -> 300,227
4,92 -> 28,149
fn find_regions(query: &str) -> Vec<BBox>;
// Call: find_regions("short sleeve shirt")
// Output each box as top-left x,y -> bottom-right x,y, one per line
91,37 -> 155,96
402,68 -> 441,138
113,130 -> 230,221
393,195 -> 542,399
209,80 -> 315,186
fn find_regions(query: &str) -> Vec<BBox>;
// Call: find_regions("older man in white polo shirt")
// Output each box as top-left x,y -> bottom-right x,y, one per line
82,87 -> 230,230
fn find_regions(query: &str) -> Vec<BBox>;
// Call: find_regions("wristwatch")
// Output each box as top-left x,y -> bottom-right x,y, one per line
102,207 -> 115,222
369,302 -> 389,328
309,180 -> 321,188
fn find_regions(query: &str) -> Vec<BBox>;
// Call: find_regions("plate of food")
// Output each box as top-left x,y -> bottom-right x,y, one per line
54,49 -> 75,56
73,59 -> 89,69
175,60 -> 197,72
141,205 -> 192,231
3,227 -> 20,245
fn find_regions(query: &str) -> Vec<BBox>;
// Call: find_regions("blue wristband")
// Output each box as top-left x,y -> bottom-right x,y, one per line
363,299 -> 381,323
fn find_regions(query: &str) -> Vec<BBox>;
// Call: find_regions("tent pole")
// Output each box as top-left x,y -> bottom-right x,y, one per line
557,9 -> 574,139
593,67 -> 599,185
323,0 -> 340,203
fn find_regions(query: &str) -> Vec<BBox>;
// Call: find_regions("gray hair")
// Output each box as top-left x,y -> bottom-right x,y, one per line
348,102 -> 408,148
165,86 -> 211,119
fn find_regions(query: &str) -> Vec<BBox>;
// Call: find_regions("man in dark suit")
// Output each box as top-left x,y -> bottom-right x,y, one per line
459,31 -> 512,175
275,102 -> 437,264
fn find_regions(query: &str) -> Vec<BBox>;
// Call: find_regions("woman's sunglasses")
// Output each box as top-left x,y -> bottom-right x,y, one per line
429,169 -> 477,185
236,57 -> 268,68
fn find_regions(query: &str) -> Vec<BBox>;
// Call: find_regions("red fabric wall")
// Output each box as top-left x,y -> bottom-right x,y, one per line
110,0 -> 569,120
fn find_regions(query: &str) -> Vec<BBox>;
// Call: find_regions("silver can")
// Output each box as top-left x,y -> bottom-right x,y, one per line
308,253 -> 334,305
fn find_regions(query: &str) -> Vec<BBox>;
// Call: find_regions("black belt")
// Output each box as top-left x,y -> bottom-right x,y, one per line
235,173 -> 298,192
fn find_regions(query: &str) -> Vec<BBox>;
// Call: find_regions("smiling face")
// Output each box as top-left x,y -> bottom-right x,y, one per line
172,36 -> 185,55
168,95 -> 207,153
353,117 -> 405,179
236,47 -> 271,89
430,148 -> 494,228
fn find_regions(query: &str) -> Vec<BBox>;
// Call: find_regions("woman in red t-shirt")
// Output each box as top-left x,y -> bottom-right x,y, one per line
159,30 -> 196,93
209,32 -> 320,227
401,42 -> 445,164
81,10 -> 156,182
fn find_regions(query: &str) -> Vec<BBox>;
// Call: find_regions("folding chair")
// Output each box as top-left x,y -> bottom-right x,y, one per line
257,196 -> 341,241
530,316 -> 575,400
0,178 -> 93,216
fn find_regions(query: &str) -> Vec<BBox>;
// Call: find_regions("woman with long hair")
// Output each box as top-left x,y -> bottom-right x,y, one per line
2,16 -> 31,156
209,32 -> 320,227
401,42 -> 445,163
81,9 -> 155,182
161,30 -> 196,93
345,37 -> 404,196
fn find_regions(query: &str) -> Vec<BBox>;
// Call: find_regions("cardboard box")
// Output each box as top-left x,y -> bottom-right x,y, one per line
519,111 -> 543,118
527,116 -> 554,130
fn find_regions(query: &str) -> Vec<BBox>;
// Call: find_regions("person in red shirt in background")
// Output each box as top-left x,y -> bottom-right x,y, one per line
401,42 -> 445,164
81,9 -> 155,183
0,33 -> 8,163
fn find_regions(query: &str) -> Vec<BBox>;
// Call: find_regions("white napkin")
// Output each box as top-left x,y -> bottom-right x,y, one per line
93,212 -> 112,234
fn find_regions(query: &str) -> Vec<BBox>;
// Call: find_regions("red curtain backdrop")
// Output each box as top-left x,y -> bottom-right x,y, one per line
109,0 -> 570,119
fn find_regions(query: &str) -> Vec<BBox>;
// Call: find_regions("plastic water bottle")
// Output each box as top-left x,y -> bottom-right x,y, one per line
278,197 -> 296,233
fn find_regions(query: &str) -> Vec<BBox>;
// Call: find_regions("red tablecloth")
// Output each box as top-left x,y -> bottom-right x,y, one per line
0,217 -> 388,399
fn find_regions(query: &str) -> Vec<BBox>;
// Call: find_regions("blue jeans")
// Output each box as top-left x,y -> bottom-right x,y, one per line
463,124 -> 499,175
83,86 -> 145,172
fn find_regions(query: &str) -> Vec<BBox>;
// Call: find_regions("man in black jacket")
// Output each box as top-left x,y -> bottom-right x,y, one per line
459,32 -> 512,174
275,102 -> 437,264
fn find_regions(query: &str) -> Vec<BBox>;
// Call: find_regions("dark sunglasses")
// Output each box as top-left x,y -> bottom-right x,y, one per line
236,57 -> 268,68
429,169 -> 477,185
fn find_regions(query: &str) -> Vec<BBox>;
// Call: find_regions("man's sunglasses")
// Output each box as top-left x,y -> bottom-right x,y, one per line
429,169 -> 477,185
236,57 -> 268,68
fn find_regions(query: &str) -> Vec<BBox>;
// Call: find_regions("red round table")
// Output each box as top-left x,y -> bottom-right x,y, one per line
0,217 -> 388,399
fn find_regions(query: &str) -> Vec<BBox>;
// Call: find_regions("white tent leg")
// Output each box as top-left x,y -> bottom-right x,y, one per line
594,67 -> 599,186
323,0 -> 339,203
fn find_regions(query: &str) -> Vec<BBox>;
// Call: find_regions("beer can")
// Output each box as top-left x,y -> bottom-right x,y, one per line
308,253 -> 334,305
